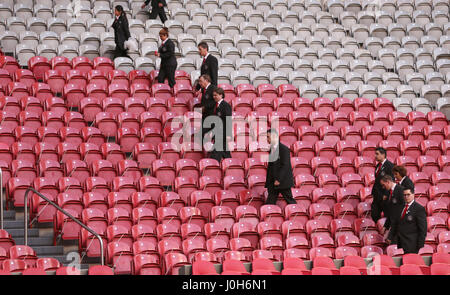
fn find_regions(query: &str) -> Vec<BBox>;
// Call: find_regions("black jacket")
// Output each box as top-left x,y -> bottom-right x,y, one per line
112,13 -> 131,50
389,201 -> 427,254
265,142 -> 295,190
145,0 -> 167,8
371,160 -> 394,202
201,84 -> 216,118
196,54 -> 218,90
212,100 -> 232,151
399,176 -> 414,192
383,183 -> 406,230
159,39 -> 177,68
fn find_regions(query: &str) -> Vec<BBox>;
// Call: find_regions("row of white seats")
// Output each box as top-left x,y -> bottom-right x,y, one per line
1,0 -> 448,15
164,0 -> 449,14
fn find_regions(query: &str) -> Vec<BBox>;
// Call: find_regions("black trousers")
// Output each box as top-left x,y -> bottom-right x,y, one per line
113,45 -> 131,60
371,198 -> 382,223
149,7 -> 167,22
209,149 -> 231,163
158,64 -> 176,88
266,188 -> 297,205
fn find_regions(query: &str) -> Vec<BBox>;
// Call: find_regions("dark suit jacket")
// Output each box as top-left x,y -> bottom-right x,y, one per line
196,54 -> 218,90
211,100 -> 232,151
112,14 -> 131,50
399,176 -> 414,192
158,39 -> 177,68
201,84 -> 216,118
389,201 -> 427,253
265,142 -> 294,191
145,0 -> 167,8
371,159 -> 394,221
383,184 -> 405,230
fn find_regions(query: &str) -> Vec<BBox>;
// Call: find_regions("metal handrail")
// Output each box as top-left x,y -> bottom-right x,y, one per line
23,187 -> 104,265
0,167 -> 3,229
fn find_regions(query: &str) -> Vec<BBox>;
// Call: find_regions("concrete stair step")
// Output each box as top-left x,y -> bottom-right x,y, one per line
1,211 -> 16,220
14,236 -> 55,247
3,219 -> 54,229
2,220 -> 26,229
33,246 -> 64,256
7,228 -> 40,238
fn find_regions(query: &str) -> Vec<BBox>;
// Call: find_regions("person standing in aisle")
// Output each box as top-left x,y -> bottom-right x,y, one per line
371,147 -> 394,223
198,74 -> 216,145
264,129 -> 297,206
112,5 -> 131,59
380,174 -> 406,243
156,27 -> 177,88
208,88 -> 232,162
195,42 -> 218,91
392,165 -> 415,192
141,0 -> 168,22
387,188 -> 427,253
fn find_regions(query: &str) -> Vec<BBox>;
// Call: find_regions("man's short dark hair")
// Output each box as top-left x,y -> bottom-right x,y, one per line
213,87 -> 225,98
392,165 -> 408,177
375,147 -> 387,157
381,175 -> 394,183
198,42 -> 209,51
200,74 -> 211,82
267,128 -> 278,136
115,5 -> 124,13
404,187 -> 414,194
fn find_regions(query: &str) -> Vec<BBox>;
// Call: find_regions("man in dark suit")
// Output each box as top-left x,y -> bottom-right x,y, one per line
264,129 -> 297,206
199,74 -> 216,144
371,147 -> 394,223
380,174 -> 406,242
112,5 -> 131,59
388,188 -> 427,253
156,27 -> 177,88
195,42 -> 218,91
142,0 -> 168,22
393,165 -> 415,192
207,88 -> 232,162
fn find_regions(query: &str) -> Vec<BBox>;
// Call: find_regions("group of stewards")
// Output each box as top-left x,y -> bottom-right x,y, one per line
109,5 -> 427,254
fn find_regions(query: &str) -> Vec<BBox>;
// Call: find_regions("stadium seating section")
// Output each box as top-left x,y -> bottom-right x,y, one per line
0,0 -> 449,275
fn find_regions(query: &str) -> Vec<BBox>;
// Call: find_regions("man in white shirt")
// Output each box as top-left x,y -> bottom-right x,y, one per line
388,188 -> 427,254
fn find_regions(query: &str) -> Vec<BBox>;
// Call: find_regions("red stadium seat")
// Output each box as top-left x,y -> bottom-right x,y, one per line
349,111 -> 371,129
88,265 -> 114,275
221,259 -> 250,275
72,57 -> 93,75
309,111 -> 329,129
354,97 -> 375,114
407,111 -> 428,128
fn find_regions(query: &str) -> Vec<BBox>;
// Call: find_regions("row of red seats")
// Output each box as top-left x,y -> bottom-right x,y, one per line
0,243 -> 113,275
192,255 -> 450,275
5,161 -> 449,206
1,138 -> 449,179
57,203 -> 450,257
1,233 -> 445,275
166,250 -> 450,275
2,118 -> 450,157
3,141 -> 449,184
3,108 -> 449,151
101,222 -> 450,260
102,232 -> 450,275
2,97 -> 447,143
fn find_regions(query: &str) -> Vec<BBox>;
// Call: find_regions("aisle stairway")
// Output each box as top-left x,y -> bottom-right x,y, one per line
2,199 -> 99,272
